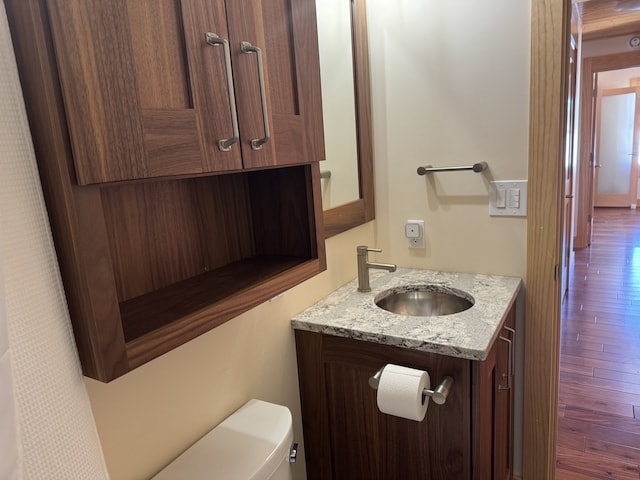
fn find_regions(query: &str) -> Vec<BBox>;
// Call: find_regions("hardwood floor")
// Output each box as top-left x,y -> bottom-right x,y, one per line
556,208 -> 640,480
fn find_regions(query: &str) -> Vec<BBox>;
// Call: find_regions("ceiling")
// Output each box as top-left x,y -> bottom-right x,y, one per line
575,0 -> 640,40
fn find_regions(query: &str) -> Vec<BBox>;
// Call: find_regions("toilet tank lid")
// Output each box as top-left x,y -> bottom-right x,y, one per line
152,399 -> 293,480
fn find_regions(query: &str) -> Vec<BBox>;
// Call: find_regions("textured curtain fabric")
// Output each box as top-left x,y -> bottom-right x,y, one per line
0,3 -> 109,478
0,253 -> 20,480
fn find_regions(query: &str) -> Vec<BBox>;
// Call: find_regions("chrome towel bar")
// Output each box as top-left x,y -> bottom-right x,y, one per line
417,161 -> 488,176
368,367 -> 454,405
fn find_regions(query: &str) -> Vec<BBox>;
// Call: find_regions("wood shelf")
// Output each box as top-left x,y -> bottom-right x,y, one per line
121,255 -> 307,341
108,165 -> 324,373
124,256 -> 322,370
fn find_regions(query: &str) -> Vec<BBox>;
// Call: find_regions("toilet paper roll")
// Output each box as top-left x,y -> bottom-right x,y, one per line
376,364 -> 430,421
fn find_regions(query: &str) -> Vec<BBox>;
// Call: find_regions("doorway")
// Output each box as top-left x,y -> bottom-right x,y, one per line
576,54 -> 640,250
555,58 -> 640,477
593,81 -> 640,209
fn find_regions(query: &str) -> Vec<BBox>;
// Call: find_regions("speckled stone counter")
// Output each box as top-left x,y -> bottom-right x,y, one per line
291,268 -> 522,361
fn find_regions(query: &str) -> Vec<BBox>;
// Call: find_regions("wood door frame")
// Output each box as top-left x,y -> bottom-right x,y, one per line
527,7 -> 640,477
593,87 -> 640,208
562,32 -> 578,300
524,1 -> 568,478
575,51 -> 640,248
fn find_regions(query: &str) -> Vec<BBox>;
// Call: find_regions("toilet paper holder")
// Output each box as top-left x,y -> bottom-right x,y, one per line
368,367 -> 454,405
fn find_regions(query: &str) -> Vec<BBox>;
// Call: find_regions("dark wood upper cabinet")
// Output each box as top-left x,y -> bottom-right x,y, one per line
5,0 -> 326,381
45,0 -> 324,184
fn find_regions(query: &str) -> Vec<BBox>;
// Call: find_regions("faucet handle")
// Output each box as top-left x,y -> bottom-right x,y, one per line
357,245 -> 382,255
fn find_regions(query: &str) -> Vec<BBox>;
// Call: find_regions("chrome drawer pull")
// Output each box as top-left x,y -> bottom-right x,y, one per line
241,41 -> 271,150
498,335 -> 513,392
205,32 -> 239,152
503,325 -> 516,381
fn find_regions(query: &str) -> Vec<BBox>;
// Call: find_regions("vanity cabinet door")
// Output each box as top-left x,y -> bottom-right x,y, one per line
45,0 -> 324,185
295,331 -> 471,480
495,309 -> 515,480
473,307 -> 515,480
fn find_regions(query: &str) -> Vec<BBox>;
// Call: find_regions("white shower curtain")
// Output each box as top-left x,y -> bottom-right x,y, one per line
0,3 -> 109,479
0,253 -> 20,480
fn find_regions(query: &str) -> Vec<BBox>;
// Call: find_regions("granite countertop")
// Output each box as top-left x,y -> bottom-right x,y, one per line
291,268 -> 522,361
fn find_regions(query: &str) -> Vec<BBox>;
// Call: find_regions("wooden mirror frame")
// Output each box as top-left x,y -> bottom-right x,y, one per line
323,0 -> 375,238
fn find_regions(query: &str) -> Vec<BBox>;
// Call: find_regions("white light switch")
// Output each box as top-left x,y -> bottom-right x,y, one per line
509,188 -> 520,209
490,181 -> 527,217
495,188 -> 506,208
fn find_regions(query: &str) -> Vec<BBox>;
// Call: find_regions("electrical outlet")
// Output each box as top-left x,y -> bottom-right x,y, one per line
405,220 -> 425,248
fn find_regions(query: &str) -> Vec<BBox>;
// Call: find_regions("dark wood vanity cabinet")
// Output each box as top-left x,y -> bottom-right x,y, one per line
294,307 -> 515,480
6,0 -> 326,382
295,331 -> 471,480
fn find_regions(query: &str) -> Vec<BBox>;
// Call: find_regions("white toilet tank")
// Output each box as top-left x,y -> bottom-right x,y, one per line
153,399 -> 295,480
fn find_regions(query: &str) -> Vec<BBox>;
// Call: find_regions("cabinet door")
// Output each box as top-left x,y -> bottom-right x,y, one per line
474,337 -> 497,480
296,332 -> 471,480
225,0 -> 325,169
494,311 -> 515,480
46,0 -> 323,184
46,0 -> 243,184
473,309 -> 515,480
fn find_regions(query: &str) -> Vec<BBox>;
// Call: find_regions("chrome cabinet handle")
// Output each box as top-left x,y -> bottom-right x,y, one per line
504,326 -> 516,381
498,325 -> 515,392
241,41 -> 271,150
498,336 -> 512,391
205,33 -> 239,152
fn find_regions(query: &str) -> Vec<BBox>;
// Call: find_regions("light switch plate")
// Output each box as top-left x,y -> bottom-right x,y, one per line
490,181 -> 527,217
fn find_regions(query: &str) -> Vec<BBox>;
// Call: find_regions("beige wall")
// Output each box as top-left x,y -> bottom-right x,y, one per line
366,0 -> 530,475
367,0 -> 530,279
87,2 -> 532,479
86,222 -> 375,480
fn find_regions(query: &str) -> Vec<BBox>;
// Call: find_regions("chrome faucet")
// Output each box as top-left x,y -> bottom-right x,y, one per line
357,245 -> 397,292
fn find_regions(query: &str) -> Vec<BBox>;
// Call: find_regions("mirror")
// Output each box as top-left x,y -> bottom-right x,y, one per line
316,0 -> 359,209
318,0 -> 375,238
